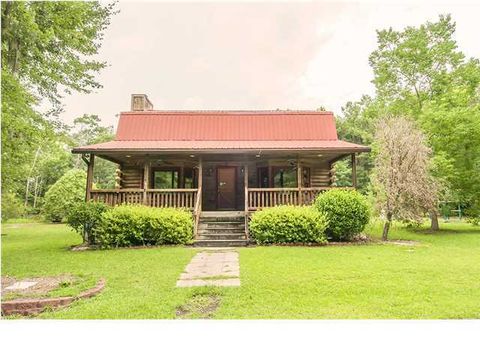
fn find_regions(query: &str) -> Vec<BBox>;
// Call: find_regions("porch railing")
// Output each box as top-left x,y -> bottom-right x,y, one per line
91,189 -> 145,206
146,189 -> 197,209
90,188 -> 198,210
246,187 -> 336,211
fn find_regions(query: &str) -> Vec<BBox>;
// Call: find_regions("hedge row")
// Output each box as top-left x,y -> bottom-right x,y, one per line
67,189 -> 370,247
67,203 -> 193,248
249,189 -> 370,245
249,206 -> 328,245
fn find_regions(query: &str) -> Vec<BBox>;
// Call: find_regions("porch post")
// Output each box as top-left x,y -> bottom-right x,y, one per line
198,158 -> 203,209
198,158 -> 203,189
244,163 -> 249,212
268,165 -> 273,187
351,153 -> 357,189
85,154 -> 95,201
297,161 -> 302,205
179,165 -> 185,188
143,162 -> 150,205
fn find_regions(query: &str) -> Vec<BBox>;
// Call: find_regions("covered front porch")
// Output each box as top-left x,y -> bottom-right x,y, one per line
82,150 -> 359,212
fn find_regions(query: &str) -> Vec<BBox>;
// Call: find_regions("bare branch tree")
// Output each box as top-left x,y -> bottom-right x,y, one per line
372,116 -> 438,240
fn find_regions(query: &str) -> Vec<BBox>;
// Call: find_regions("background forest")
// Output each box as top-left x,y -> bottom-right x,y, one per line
1,2 -> 479,225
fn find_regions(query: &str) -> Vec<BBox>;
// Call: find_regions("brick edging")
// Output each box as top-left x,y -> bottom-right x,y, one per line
1,278 -> 106,317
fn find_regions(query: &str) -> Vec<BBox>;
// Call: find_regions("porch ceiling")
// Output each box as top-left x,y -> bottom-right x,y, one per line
93,150 -> 358,166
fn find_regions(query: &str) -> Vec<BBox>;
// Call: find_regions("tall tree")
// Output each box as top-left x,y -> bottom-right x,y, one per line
338,14 -> 480,227
369,14 -> 464,115
335,95 -> 385,191
372,116 -> 438,240
1,1 -> 116,106
71,114 -> 117,189
1,1 -> 116,203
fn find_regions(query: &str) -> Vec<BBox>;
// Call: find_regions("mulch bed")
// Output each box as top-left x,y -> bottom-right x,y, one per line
1,278 -> 105,317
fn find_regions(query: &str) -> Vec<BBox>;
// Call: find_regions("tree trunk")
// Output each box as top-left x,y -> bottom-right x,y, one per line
83,228 -> 89,245
24,178 -> 30,208
382,212 -> 393,241
33,176 -> 40,209
430,210 -> 439,231
25,147 -> 41,207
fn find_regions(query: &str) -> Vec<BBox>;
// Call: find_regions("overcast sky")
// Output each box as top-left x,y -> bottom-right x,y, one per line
61,1 -> 480,128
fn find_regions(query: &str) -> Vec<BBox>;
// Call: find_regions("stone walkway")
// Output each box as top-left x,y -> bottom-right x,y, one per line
176,248 -> 240,287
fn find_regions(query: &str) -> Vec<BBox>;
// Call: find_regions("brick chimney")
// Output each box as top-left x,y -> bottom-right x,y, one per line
131,94 -> 153,111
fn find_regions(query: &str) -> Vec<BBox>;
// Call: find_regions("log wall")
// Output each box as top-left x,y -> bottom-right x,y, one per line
120,167 -> 143,189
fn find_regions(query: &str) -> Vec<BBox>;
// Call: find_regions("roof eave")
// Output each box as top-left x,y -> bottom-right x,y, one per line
72,147 -> 371,154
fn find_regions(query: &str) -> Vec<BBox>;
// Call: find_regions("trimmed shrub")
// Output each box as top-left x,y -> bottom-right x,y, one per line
96,205 -> 194,248
43,169 -> 86,222
314,189 -> 370,241
249,205 -> 328,245
66,201 -> 110,244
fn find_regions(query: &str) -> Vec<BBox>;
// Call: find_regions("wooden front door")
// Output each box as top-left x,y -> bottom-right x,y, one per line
217,167 -> 236,210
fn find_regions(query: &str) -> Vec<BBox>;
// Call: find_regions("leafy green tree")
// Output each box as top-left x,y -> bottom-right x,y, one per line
1,1 -> 116,203
23,140 -> 74,211
1,1 -> 117,106
1,71 -> 52,195
71,114 -> 117,188
336,95 -> 384,192
43,169 -> 86,222
419,74 -> 480,211
1,192 -> 25,222
369,14 -> 480,228
369,14 -> 464,114
335,14 -> 480,228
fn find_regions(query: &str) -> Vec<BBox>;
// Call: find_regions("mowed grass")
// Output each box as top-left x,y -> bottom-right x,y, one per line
2,220 -> 480,319
1,223 -> 197,319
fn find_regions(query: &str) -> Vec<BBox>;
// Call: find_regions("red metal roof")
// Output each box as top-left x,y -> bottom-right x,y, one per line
73,111 -> 370,153
115,111 -> 338,141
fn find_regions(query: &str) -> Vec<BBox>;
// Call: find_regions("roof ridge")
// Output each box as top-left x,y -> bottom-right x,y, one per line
120,110 -> 334,115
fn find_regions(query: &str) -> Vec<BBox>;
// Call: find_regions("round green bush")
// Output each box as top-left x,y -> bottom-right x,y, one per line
43,169 -> 86,222
314,189 -> 370,241
249,205 -> 328,245
95,205 -> 194,248
66,201 -> 110,244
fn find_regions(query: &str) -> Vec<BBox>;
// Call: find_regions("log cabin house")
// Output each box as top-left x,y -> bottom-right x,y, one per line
72,94 -> 370,246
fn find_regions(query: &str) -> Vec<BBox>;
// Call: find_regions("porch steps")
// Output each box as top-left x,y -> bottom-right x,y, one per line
194,211 -> 249,247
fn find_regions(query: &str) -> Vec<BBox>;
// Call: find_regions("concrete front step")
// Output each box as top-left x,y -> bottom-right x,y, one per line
200,217 -> 244,223
197,233 -> 246,240
196,211 -> 248,246
198,226 -> 245,234
193,239 -> 250,247
198,222 -> 244,229
198,230 -> 245,236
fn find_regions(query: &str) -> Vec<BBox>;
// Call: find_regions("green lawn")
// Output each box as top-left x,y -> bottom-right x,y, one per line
2,220 -> 479,319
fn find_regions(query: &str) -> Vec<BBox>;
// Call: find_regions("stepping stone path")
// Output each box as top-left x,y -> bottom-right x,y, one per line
176,248 -> 240,287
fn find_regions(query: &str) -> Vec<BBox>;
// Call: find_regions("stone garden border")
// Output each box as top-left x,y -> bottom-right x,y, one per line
1,278 -> 105,317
